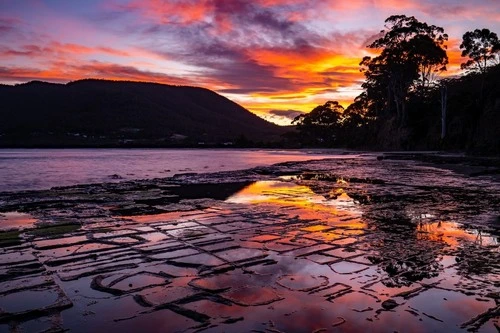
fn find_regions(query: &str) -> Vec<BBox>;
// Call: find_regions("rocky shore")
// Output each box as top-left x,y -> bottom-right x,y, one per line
0,153 -> 499,332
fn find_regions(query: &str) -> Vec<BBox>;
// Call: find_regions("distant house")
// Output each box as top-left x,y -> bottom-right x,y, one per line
170,134 -> 188,141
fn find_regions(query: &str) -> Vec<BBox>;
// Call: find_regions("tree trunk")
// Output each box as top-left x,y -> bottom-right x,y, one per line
401,100 -> 407,126
440,85 -> 447,139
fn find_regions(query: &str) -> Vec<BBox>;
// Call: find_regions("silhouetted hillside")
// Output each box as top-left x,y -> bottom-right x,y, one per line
0,79 -> 285,147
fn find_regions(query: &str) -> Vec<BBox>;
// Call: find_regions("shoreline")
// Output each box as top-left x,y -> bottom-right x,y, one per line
0,151 -> 499,331
0,149 -> 354,193
1,145 -> 499,156
1,153 -> 498,227
1,150 -> 498,194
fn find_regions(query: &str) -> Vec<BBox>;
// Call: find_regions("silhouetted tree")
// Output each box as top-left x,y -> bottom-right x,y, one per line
460,28 -> 500,105
292,101 -> 344,146
460,28 -> 500,74
290,18 -> 500,152
235,134 -> 252,147
339,94 -> 374,147
343,93 -> 373,122
361,15 -> 448,125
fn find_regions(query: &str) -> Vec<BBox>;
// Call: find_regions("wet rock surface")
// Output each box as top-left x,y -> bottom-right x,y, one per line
0,153 -> 499,332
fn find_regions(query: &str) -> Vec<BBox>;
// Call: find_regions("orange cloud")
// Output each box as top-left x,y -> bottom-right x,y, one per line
49,42 -> 130,57
445,38 -> 465,75
0,61 -> 192,86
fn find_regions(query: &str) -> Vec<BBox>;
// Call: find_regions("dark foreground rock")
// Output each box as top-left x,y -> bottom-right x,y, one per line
0,154 -> 499,332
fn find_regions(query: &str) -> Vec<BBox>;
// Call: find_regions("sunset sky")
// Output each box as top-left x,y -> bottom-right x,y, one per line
1,0 -> 499,125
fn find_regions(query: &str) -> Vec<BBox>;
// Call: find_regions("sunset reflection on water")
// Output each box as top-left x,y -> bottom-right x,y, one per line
0,212 -> 37,231
417,220 -> 498,247
226,180 -> 498,249
217,180 -> 500,331
226,180 -> 364,226
1,170 -> 498,332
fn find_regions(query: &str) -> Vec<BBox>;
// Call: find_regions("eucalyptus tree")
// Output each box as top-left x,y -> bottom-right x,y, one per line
361,15 -> 448,125
292,101 -> 344,146
460,28 -> 500,74
460,28 -> 500,103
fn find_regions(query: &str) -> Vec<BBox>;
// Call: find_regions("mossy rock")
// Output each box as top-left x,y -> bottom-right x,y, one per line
0,230 -> 22,247
28,223 -> 81,238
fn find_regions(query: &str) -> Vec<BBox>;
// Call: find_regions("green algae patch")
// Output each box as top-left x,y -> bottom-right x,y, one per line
28,224 -> 81,238
0,230 -> 22,247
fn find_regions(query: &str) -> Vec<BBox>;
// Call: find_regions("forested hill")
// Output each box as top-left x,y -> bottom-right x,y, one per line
437,64 -> 500,153
363,63 -> 500,153
0,79 -> 285,147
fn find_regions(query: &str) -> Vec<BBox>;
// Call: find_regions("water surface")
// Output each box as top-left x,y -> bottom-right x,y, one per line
0,155 -> 499,332
0,148 -> 351,192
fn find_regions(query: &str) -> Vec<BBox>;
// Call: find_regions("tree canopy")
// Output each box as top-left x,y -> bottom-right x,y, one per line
360,15 -> 448,125
289,15 -> 500,153
460,28 -> 500,74
292,101 -> 344,146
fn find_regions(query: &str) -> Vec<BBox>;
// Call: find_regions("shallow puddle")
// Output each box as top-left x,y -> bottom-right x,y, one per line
0,212 -> 37,230
417,221 -> 498,247
0,288 -> 60,313
226,180 -> 364,224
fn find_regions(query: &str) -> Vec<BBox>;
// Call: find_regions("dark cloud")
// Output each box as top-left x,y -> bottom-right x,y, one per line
176,38 -> 298,93
0,61 -> 193,86
0,45 -> 44,57
269,109 -> 305,119
70,61 -> 190,84
252,10 -> 294,32
420,3 -> 468,18
0,17 -> 21,28
81,0 -> 356,95
203,57 -> 295,93
212,0 -> 251,14
0,17 -> 25,40
212,0 -> 295,35
0,24 -> 13,33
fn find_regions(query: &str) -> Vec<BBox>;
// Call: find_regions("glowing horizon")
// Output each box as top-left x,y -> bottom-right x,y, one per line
1,0 -> 499,125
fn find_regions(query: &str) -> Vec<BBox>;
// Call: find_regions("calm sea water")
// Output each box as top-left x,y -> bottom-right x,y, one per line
0,149 -> 351,192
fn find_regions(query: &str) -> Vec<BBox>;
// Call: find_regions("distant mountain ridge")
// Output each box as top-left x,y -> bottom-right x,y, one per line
0,79 -> 285,147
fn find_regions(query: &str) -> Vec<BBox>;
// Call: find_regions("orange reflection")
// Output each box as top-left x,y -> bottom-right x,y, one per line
0,212 -> 37,230
226,181 -> 365,229
417,221 -> 497,247
301,225 -> 331,232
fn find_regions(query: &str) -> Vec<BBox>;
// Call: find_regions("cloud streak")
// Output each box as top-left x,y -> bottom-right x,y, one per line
0,0 -> 499,124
